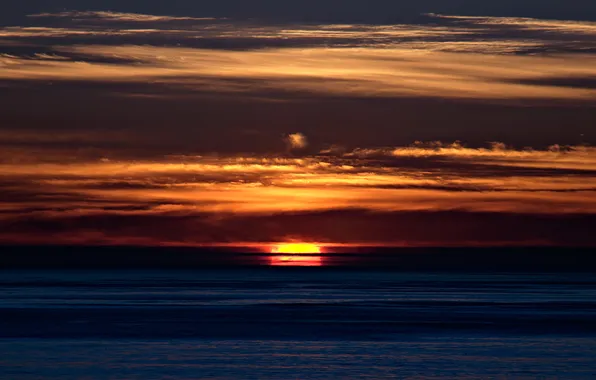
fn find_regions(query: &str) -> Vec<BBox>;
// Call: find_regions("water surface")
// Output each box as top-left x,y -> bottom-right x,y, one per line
1,270 -> 595,378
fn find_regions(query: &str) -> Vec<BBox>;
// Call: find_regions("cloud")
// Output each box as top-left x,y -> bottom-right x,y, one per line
0,143 -> 595,245
28,11 -> 217,23
0,129 -> 131,144
0,12 -> 593,54
0,12 -> 595,246
339,142 -> 596,171
285,133 -> 308,150
1,209 -> 595,247
0,143 -> 595,217
428,14 -> 596,37
1,45 -> 595,102
2,12 -> 596,103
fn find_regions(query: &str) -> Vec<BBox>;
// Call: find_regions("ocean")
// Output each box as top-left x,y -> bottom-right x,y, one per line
1,266 -> 596,379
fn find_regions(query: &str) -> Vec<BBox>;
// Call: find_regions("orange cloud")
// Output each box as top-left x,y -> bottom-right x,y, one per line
1,13 -> 595,246
1,143 -> 595,223
2,12 -> 596,103
28,11 -> 218,23
1,45 -> 595,102
428,14 -> 596,36
286,133 -> 308,150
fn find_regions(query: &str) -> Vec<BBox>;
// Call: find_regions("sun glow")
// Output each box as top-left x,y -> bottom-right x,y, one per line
269,255 -> 323,266
271,243 -> 322,254
269,243 -> 323,266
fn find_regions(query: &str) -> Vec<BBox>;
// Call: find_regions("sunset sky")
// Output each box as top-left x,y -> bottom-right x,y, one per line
1,1 -> 595,247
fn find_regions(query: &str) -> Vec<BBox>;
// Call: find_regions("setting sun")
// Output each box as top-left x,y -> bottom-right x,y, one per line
271,243 -> 322,254
269,243 -> 323,266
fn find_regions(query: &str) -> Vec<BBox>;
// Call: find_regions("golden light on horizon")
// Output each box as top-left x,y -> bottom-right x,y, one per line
269,255 -> 323,267
269,243 -> 323,266
271,243 -> 322,254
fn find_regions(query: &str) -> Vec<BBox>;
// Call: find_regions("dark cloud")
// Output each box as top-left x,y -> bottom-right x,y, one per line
1,12 -> 595,156
1,8 -> 595,247
3,0 -> 596,25
1,209 -> 595,247
1,13 -> 596,53
510,77 -> 596,90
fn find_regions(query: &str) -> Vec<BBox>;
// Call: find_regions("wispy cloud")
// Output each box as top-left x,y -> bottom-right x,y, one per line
2,11 -> 596,102
2,45 -> 595,102
28,11 -> 218,23
1,12 -> 595,246
1,12 -> 593,53
428,13 -> 596,36
1,143 -> 595,246
1,143 -> 595,217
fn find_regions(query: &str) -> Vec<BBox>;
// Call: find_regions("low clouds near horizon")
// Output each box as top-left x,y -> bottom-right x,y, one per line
1,142 -> 595,246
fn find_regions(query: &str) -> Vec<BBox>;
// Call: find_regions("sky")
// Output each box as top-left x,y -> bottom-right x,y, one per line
1,1 -> 595,247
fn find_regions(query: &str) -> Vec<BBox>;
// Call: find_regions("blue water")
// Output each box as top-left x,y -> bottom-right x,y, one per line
1,270 -> 596,378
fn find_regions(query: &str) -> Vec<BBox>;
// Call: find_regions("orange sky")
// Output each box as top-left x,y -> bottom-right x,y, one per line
1,143 -> 595,246
0,11 -> 595,247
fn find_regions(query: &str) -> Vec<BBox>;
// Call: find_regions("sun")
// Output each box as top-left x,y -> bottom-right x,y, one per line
271,243 -> 322,254
269,243 -> 323,266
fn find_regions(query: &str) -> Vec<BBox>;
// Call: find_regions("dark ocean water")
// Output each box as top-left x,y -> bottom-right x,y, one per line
1,269 -> 596,379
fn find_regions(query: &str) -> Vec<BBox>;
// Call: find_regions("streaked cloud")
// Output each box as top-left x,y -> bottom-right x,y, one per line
1,11 -> 596,102
429,13 -> 596,36
1,12 -> 593,53
28,11 -> 218,23
1,12 -> 595,246
1,45 -> 595,102
344,141 -> 596,169
1,143 -> 595,215
0,143 -> 595,246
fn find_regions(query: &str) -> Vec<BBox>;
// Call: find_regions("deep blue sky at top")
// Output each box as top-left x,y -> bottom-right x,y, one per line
3,0 -> 596,24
